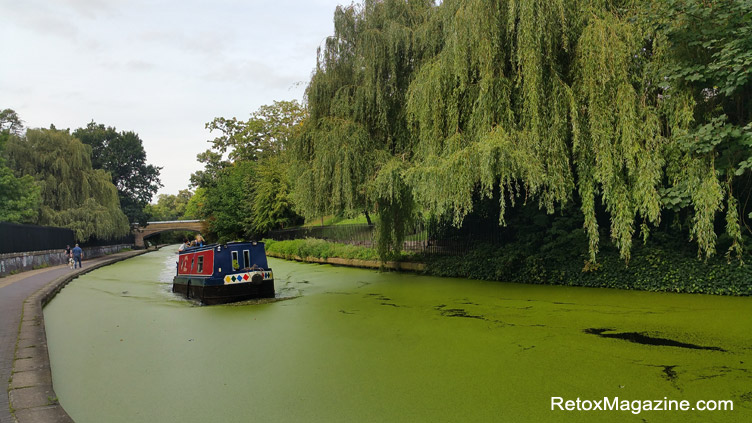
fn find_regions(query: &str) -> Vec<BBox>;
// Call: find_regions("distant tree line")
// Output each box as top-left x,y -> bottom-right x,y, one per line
187,101 -> 305,243
0,108 -> 161,242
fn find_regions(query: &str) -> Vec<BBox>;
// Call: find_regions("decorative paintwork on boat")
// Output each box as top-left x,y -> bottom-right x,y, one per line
173,241 -> 274,305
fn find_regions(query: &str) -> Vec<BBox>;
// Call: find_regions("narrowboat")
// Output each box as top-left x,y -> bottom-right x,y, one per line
173,241 -> 274,305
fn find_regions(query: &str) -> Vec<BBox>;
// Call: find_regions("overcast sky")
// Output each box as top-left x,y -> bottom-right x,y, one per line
0,0 -> 347,198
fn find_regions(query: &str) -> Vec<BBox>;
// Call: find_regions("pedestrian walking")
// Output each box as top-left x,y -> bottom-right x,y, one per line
72,244 -> 83,269
64,245 -> 74,268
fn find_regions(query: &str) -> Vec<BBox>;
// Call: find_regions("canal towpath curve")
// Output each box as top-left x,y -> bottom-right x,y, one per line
1,250 -> 148,423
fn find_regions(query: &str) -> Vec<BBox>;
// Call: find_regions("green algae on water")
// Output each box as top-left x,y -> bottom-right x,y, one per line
44,247 -> 752,422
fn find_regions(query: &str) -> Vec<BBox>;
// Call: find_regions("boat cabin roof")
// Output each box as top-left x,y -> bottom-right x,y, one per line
180,241 -> 269,269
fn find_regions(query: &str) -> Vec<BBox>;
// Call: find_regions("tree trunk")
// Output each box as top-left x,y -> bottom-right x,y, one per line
364,210 -> 372,225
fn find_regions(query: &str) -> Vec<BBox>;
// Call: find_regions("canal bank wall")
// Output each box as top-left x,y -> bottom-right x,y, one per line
6,249 -> 148,423
266,251 -> 426,272
0,245 -> 133,277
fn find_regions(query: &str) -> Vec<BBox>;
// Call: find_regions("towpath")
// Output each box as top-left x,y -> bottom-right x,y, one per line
0,250 -> 147,423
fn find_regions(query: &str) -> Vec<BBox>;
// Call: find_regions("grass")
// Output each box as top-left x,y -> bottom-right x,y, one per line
264,238 -> 416,262
264,238 -> 380,261
302,214 -> 372,227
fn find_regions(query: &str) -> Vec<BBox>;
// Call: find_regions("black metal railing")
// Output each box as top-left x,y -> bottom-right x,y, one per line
0,222 -> 75,254
267,224 -> 376,245
0,222 -> 136,254
80,234 -> 135,248
266,221 -> 507,256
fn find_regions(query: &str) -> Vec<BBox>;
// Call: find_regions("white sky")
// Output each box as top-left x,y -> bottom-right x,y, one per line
0,0 -> 347,198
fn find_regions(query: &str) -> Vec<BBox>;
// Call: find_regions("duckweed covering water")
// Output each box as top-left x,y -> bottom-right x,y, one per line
44,247 -> 752,422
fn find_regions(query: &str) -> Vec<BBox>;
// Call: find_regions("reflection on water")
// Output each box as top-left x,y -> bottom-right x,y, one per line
44,246 -> 752,422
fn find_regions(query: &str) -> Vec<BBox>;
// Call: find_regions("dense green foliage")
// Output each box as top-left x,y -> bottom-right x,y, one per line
183,188 -> 207,220
191,101 -> 305,241
144,189 -> 194,221
202,161 -> 257,242
205,100 -> 307,163
425,235 -> 752,296
191,100 -> 305,188
5,127 -> 130,241
291,0 -> 752,264
291,0 -> 433,257
651,0 -> 752,261
251,156 -> 302,234
73,122 -> 162,225
0,131 -> 41,223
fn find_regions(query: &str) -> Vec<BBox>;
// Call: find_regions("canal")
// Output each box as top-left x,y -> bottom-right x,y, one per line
44,247 -> 752,422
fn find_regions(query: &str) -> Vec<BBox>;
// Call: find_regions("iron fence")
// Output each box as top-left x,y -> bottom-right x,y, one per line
0,222 -> 75,254
266,221 -> 507,256
267,224 -> 376,245
81,234 -> 135,248
0,222 -> 136,254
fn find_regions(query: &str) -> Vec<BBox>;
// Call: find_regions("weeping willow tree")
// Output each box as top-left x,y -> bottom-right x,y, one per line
6,128 -> 130,241
292,0 -> 438,256
296,0 -> 749,262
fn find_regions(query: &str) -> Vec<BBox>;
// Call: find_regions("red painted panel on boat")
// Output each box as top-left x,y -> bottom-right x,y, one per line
178,250 -> 214,276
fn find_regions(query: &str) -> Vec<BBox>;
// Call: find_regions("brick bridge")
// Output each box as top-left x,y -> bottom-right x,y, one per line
133,220 -> 207,248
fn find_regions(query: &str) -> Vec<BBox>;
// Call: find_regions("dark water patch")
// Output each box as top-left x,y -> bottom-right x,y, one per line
325,291 -> 355,295
518,344 -> 535,351
662,365 -> 678,382
693,366 -> 749,381
381,303 -> 400,308
339,310 -> 356,315
356,281 -> 371,288
435,304 -> 492,321
364,293 -> 391,301
439,308 -> 486,320
584,328 -> 726,352
276,286 -> 300,296
739,392 -> 752,403
552,302 -> 576,305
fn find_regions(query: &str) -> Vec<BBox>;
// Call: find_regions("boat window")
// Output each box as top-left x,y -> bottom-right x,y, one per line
190,257 -> 195,272
243,250 -> 250,269
232,251 -> 239,270
197,256 -> 204,273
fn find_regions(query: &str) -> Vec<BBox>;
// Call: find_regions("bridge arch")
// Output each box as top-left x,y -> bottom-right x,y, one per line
133,220 -> 207,248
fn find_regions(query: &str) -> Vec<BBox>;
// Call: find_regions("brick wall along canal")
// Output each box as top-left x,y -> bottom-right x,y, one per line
43,247 -> 752,422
